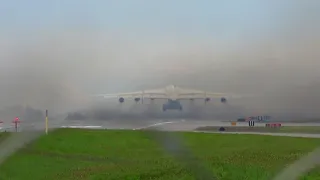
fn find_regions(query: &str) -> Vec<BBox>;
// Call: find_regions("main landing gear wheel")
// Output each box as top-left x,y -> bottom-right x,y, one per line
162,105 -> 167,112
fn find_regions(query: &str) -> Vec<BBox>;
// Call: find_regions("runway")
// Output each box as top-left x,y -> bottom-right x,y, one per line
2,118 -> 320,138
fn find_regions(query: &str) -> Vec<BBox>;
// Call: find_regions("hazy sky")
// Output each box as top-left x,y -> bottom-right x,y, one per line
0,1 -> 319,114
1,1 -> 319,37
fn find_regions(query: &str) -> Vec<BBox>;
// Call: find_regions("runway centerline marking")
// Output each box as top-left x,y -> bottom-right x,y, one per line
133,119 -> 185,130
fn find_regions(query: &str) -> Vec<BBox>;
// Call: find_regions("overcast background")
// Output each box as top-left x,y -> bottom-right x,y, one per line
0,0 -> 319,121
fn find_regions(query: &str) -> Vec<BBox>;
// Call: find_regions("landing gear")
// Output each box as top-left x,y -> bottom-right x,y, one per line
162,103 -> 183,111
162,105 -> 167,112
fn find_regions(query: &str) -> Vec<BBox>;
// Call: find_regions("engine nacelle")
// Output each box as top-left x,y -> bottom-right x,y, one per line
119,97 -> 124,103
221,97 -> 227,103
205,97 -> 210,102
134,97 -> 141,102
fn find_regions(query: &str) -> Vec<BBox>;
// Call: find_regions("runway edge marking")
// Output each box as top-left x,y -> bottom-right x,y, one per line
133,119 -> 185,130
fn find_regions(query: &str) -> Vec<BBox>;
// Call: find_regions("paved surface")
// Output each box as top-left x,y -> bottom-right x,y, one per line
2,119 -> 320,138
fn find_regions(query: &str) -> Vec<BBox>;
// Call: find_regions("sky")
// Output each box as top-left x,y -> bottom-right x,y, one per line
1,1 -> 271,35
0,1 -> 318,38
0,1 -> 320,116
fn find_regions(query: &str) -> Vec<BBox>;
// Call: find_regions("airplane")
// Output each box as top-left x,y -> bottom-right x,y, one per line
93,85 -> 241,112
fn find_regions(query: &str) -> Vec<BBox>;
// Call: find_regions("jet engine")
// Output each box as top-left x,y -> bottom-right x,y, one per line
134,97 -> 141,102
221,97 -> 227,103
119,97 -> 124,103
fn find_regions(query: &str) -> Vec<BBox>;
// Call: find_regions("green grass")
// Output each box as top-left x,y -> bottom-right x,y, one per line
196,126 -> 320,134
1,129 -> 320,180
0,132 -> 10,143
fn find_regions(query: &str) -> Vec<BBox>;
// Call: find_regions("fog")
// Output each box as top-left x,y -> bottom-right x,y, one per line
0,1 -> 320,122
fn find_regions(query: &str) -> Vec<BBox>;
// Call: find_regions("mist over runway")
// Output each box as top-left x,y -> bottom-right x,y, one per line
1,3 -> 320,179
1,1 -> 320,127
64,100 -> 320,122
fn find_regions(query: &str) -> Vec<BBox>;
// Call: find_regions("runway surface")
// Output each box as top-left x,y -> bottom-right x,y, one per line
2,118 -> 320,138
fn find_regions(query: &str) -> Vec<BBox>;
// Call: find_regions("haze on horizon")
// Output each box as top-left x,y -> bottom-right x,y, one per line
0,0 -> 319,120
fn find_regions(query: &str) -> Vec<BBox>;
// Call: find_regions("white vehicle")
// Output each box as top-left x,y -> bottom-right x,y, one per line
93,85 -> 240,111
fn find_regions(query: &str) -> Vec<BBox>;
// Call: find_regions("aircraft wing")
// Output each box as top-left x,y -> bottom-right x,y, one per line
175,88 -> 236,100
92,88 -> 169,100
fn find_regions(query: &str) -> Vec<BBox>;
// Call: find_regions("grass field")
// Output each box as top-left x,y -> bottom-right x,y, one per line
196,126 -> 320,134
0,132 -> 10,142
0,129 -> 320,180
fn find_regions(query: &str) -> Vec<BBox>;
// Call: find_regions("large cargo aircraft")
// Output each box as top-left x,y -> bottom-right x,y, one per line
93,85 -> 242,111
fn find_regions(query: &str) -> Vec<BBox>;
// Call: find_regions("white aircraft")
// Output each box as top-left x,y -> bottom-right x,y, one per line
93,85 -> 242,112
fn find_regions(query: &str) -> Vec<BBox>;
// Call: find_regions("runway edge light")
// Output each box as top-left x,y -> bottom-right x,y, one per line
45,110 -> 48,135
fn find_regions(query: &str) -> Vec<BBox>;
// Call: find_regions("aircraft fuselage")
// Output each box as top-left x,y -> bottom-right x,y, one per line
162,99 -> 182,111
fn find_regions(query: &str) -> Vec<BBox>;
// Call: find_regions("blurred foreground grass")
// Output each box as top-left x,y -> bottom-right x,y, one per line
0,129 -> 320,180
0,132 -> 10,143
